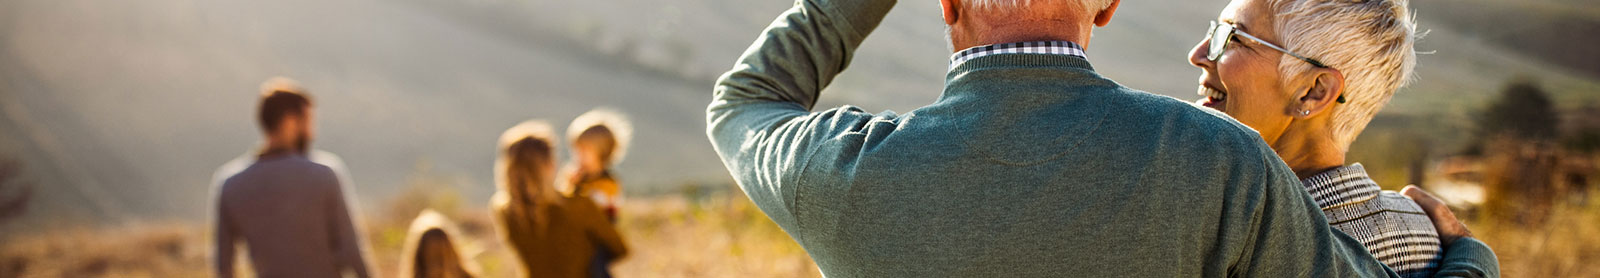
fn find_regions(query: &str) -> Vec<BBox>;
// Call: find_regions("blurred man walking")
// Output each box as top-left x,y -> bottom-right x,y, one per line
212,77 -> 372,278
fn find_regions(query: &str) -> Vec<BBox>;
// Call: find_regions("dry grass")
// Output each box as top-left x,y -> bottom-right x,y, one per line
610,194 -> 817,278
0,222 -> 210,278
1,186 -> 1594,277
1465,191 -> 1600,277
0,187 -> 816,278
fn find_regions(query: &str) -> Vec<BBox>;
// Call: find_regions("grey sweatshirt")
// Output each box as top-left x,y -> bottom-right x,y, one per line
213,152 -> 371,278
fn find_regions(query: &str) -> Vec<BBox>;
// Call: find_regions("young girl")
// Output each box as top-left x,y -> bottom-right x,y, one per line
398,210 -> 479,278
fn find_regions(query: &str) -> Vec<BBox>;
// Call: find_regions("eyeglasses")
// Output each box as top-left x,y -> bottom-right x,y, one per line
1205,21 -> 1345,103
1207,21 -> 1328,68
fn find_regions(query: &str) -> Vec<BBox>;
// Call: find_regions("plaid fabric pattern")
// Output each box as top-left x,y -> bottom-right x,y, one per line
949,41 -> 1086,69
1303,163 -> 1444,278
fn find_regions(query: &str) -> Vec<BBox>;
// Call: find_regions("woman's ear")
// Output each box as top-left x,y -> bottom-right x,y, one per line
941,0 -> 959,25
1293,67 -> 1345,119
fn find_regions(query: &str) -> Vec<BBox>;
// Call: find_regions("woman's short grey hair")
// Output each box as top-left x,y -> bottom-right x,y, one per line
1270,0 -> 1418,150
966,0 -> 1115,12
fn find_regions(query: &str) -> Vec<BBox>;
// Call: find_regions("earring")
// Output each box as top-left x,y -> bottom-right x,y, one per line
1301,110 -> 1310,116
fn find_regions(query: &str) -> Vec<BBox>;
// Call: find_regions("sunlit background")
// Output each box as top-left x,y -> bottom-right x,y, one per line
0,0 -> 1595,277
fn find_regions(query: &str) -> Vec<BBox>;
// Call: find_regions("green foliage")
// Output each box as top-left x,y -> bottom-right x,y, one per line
1564,104 -> 1600,154
1569,128 -> 1600,154
1477,80 -> 1562,141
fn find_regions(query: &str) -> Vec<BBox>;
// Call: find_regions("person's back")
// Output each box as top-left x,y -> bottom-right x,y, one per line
491,120 -> 628,278
1304,164 -> 1444,277
491,192 -> 627,278
214,78 -> 370,278
216,153 -> 369,278
730,53 -> 1372,276
706,0 -> 1498,276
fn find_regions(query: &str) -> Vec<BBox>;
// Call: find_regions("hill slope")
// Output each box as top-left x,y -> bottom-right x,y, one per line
0,0 -> 1594,232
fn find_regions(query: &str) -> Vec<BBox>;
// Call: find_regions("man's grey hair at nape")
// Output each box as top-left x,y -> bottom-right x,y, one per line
964,0 -> 1115,12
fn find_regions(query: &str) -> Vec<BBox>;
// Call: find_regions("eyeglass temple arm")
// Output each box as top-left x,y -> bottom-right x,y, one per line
1231,30 -> 1342,102
1230,31 -> 1329,68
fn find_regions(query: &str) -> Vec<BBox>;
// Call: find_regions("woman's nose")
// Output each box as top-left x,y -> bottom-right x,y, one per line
1189,39 -> 1214,69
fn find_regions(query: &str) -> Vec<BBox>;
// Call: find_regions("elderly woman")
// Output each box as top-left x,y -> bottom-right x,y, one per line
491,120 -> 628,278
1187,0 -> 1443,276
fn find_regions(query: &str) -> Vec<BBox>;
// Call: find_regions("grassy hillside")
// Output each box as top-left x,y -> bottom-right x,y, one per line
3,188 -> 1597,277
1411,0 -> 1600,79
0,0 -> 1595,233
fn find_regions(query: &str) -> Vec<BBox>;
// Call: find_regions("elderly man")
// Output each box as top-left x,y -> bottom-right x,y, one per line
707,0 -> 1497,276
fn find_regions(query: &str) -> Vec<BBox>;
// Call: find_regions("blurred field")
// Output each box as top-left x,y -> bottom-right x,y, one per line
0,185 -> 820,278
1465,190 -> 1600,277
0,0 -> 1596,277
2,185 -> 1597,277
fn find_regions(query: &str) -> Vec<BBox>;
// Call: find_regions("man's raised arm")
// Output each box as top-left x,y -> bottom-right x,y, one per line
705,0 -> 895,231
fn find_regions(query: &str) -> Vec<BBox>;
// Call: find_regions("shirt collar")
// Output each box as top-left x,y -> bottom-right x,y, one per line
949,41 -> 1087,69
1300,163 -> 1383,210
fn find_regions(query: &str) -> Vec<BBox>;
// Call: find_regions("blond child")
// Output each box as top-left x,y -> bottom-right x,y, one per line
562,109 -> 632,222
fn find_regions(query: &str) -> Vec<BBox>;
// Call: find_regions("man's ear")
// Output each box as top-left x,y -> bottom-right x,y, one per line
1293,67 -> 1345,118
941,0 -> 959,25
288,114 -> 309,136
1093,0 -> 1121,27
269,114 -> 299,141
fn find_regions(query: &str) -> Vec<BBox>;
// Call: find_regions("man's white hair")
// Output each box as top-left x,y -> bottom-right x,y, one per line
1270,0 -> 1418,150
966,0 -> 1115,12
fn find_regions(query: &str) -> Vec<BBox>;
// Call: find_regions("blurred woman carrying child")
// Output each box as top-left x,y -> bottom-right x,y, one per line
491,120 -> 628,278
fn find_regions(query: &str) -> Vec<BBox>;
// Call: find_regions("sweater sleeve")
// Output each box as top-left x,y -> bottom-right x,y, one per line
214,192 -> 235,278
579,198 -> 630,261
1230,146 -> 1400,277
325,173 -> 372,278
705,0 -> 896,235
1432,238 -> 1500,278
1232,146 -> 1501,277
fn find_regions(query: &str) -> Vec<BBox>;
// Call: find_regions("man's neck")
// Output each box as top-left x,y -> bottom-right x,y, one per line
951,19 -> 1093,52
258,141 -> 302,158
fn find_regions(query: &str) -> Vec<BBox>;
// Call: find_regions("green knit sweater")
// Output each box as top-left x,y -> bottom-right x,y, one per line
705,0 -> 1498,276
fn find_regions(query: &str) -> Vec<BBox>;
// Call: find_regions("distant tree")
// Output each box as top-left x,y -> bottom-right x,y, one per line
1473,79 -> 1570,223
1571,129 -> 1600,154
1565,104 -> 1600,154
0,157 -> 30,224
1477,80 -> 1561,141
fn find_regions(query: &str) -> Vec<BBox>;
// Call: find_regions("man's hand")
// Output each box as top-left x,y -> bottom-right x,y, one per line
1401,185 -> 1474,246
